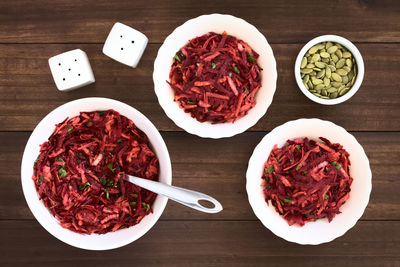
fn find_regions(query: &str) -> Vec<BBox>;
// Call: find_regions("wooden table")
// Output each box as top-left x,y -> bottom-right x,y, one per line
1,0 -> 399,266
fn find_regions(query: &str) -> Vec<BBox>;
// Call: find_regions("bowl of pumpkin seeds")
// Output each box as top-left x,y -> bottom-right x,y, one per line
295,35 -> 364,105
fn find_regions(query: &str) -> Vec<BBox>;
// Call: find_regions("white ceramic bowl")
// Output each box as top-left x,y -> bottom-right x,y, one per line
294,35 -> 365,105
246,118 -> 372,245
153,14 -> 277,138
21,97 -> 172,250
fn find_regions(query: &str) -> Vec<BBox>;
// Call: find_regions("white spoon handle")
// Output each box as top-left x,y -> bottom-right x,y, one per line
125,175 -> 223,214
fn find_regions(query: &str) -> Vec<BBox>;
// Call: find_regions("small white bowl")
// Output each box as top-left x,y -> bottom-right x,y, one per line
153,14 -> 277,138
246,118 -> 372,245
21,97 -> 172,250
294,35 -> 365,105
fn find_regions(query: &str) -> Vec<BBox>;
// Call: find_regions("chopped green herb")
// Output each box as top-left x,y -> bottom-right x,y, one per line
99,178 -> 107,186
330,161 -> 337,165
233,65 -> 240,74
57,157 -> 64,162
142,202 -> 150,212
280,200 -> 284,206
79,182 -> 91,191
304,213 -> 309,218
106,180 -> 114,187
173,54 -> 181,62
335,164 -> 342,170
295,145 -> 301,151
266,185 -> 273,189
58,166 -> 67,178
228,72 -> 232,77
324,194 -> 329,200
228,35 -> 232,38
87,121 -> 93,127
67,126 -> 74,134
265,166 -> 275,173
117,138 -> 122,144
186,100 -> 195,105
289,159 -> 293,162
129,201 -> 137,207
98,111 -> 107,116
107,163 -> 115,172
102,188 -> 110,199
100,151 -> 105,156
39,175 -> 44,182
244,86 -> 248,93
296,164 -> 301,171
247,52 -> 256,63
130,193 -> 138,197
211,62 -> 216,69
284,198 -> 292,203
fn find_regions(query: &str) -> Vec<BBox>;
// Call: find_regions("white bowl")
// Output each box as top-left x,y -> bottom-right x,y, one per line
246,118 -> 372,245
153,14 -> 277,138
21,97 -> 172,250
294,35 -> 365,105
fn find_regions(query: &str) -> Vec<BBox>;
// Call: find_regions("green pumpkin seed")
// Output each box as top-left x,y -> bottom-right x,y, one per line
312,78 -> 323,85
301,68 -> 313,74
317,44 -> 325,50
331,73 -> 342,82
314,62 -> 325,68
327,87 -> 337,93
313,93 -> 322,97
306,63 -> 315,68
342,75 -> 349,84
314,84 -> 325,90
317,69 -> 325,78
328,65 -> 336,71
336,69 -> 348,76
346,58 -> 353,68
301,57 -> 307,68
342,51 -> 352,58
342,66 -> 351,72
339,88 -> 349,96
307,80 -> 314,89
331,54 -> 339,63
327,46 -> 338,54
313,67 -> 322,72
324,77 -> 330,86
322,58 -> 330,63
325,42 -> 333,49
320,96 -> 330,99
336,58 -> 346,69
312,54 -> 320,62
320,52 -> 330,58
335,49 -> 342,58
331,81 -> 342,88
329,92 -> 338,98
325,66 -> 332,78
309,46 -> 319,54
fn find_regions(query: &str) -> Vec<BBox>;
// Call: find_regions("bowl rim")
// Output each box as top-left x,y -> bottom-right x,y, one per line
153,13 -> 277,138
294,35 -> 365,105
246,118 -> 372,245
20,97 -> 172,250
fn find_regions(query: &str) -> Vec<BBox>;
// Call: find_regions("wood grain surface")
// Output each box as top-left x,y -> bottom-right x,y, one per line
0,0 -> 399,266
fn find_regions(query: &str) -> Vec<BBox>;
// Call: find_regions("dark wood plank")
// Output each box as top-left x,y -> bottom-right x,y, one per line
1,131 -> 399,221
0,43 -> 399,131
0,220 -> 399,266
0,0 -> 399,44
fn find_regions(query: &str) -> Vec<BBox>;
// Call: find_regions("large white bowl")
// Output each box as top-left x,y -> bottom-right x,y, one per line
153,14 -> 277,138
21,97 -> 172,250
246,118 -> 372,245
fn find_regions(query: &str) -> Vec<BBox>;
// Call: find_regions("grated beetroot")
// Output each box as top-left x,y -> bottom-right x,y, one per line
168,31 -> 262,123
262,137 -> 353,226
32,109 -> 159,234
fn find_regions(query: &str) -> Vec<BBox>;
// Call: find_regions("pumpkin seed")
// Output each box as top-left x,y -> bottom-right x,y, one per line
315,84 -> 325,90
320,96 -> 330,99
327,87 -> 337,93
324,77 -> 330,86
312,54 -> 320,62
325,42 -> 333,49
346,58 -> 352,68
306,63 -> 315,68
336,58 -> 346,69
322,89 -> 328,96
301,57 -> 307,68
312,78 -> 323,85
331,73 -> 342,82
336,69 -> 348,76
309,46 -> 319,54
315,62 -> 326,68
328,65 -> 336,72
307,80 -> 314,89
331,54 -> 339,63
339,87 -> 349,96
331,81 -> 342,88
329,92 -> 338,98
342,75 -> 349,84
342,51 -> 352,58
325,66 -> 332,78
301,68 -> 313,74
327,46 -> 338,54
320,52 -> 330,58
342,66 -> 351,72
335,49 -> 342,58
317,69 -> 325,78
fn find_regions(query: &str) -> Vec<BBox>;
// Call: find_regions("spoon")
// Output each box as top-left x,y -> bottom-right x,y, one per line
124,175 -> 223,213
